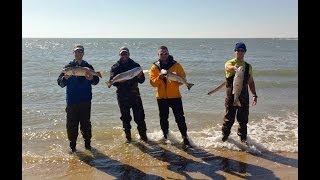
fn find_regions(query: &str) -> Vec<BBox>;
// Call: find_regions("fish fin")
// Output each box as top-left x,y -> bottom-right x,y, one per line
105,81 -> 112,88
186,83 -> 194,90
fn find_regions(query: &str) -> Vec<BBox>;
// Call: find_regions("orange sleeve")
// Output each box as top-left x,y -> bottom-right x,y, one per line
149,64 -> 162,87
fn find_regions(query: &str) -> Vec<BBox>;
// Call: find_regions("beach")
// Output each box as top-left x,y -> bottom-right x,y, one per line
22,38 -> 298,179
22,139 -> 297,179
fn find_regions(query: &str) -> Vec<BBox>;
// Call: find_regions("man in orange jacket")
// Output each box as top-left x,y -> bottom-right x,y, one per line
149,46 -> 191,147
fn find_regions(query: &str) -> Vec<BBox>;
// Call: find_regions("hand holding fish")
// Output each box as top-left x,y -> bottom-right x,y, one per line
233,64 -> 238,72
137,71 -> 143,78
85,70 -> 93,80
64,74 -> 70,80
160,69 -> 168,75
159,69 -> 167,80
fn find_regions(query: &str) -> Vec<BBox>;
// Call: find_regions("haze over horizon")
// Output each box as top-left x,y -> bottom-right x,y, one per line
23,0 -> 297,38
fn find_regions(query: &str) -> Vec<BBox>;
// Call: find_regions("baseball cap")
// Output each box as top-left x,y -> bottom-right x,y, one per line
73,44 -> 84,52
234,42 -> 247,52
119,47 -> 130,54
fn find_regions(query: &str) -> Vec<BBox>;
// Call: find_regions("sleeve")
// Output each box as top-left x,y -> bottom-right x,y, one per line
149,64 -> 162,87
249,64 -> 253,77
173,63 -> 186,86
109,66 -> 120,87
57,64 -> 69,88
176,63 -> 186,79
136,65 -> 145,84
224,60 -> 233,70
88,64 -> 99,85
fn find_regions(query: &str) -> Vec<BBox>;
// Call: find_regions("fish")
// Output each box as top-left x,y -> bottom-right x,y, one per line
160,69 -> 194,90
62,66 -> 103,78
232,66 -> 244,107
106,66 -> 143,88
207,81 -> 226,95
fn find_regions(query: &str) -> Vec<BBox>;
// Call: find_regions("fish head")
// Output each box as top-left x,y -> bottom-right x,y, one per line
236,66 -> 244,75
237,66 -> 244,72
62,67 -> 72,74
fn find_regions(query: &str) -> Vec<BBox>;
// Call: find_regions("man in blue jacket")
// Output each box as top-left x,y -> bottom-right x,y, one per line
57,45 -> 100,152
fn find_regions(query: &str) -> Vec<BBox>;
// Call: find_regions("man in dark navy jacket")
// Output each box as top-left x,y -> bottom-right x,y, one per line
57,44 -> 100,152
109,47 -> 148,143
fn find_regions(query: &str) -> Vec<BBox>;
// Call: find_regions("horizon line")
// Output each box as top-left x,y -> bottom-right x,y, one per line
22,37 -> 298,39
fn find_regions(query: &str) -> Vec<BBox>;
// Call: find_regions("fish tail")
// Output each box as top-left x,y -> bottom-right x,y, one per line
142,70 -> 150,74
96,72 -> 102,78
233,101 -> 237,106
105,81 -> 112,88
186,83 -> 194,90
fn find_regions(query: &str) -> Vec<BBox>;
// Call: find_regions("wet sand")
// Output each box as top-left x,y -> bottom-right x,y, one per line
22,140 -> 298,179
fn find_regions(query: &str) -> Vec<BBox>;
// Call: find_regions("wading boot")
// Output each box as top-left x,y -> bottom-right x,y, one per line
139,132 -> 148,142
125,130 -> 132,143
84,140 -> 91,150
70,141 -> 76,152
183,136 -> 191,147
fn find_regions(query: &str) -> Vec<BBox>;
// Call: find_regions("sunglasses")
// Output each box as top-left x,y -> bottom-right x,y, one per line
75,49 -> 84,53
160,53 -> 168,56
120,52 -> 128,56
235,49 -> 245,52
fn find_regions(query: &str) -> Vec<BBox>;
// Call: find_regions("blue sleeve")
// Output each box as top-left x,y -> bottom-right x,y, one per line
91,75 -> 100,85
57,64 -> 70,88
57,73 -> 68,88
86,64 -> 100,85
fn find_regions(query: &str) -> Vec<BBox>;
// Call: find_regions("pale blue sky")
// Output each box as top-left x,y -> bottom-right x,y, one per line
22,0 -> 298,38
